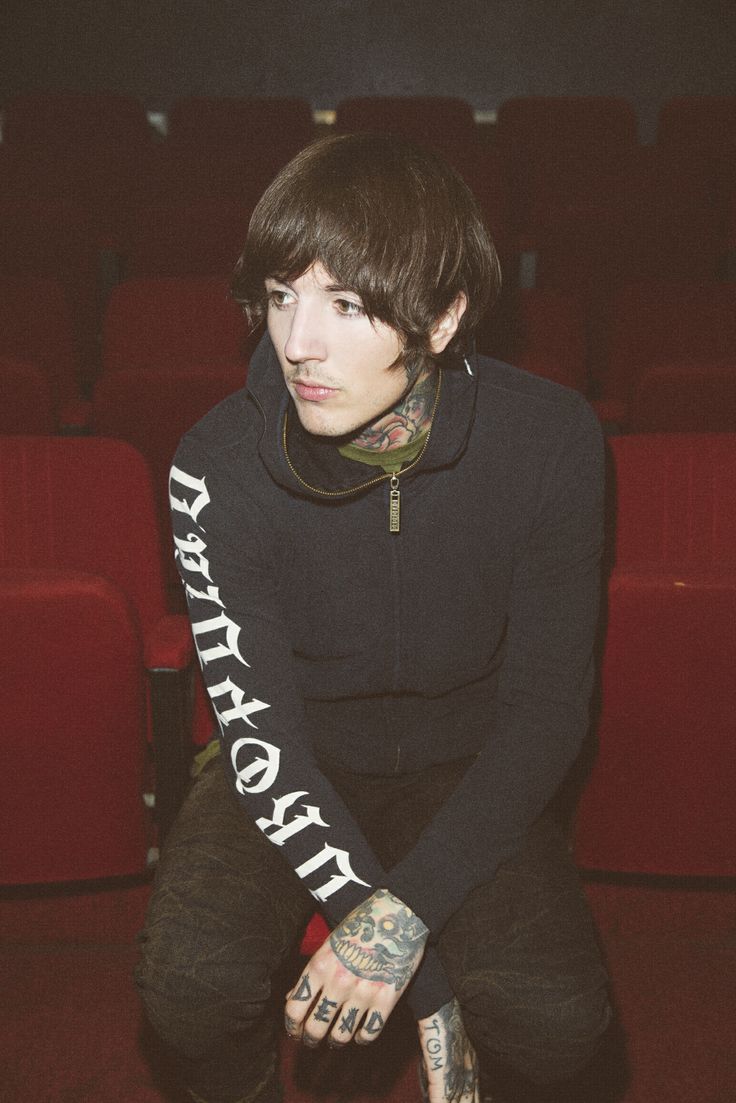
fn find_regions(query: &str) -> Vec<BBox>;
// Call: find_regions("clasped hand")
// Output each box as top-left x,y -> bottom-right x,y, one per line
284,888 -> 427,1047
284,889 -> 479,1101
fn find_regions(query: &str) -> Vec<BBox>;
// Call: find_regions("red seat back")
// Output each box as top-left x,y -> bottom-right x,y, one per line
0,357 -> 55,433
0,436 -> 168,635
0,277 -> 79,405
631,359 -> 736,433
607,433 -> 736,569
0,567 -> 149,883
599,282 -> 736,404
102,277 -> 252,374
574,569 -> 736,876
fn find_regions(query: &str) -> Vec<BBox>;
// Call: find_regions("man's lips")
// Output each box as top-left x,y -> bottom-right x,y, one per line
293,380 -> 338,402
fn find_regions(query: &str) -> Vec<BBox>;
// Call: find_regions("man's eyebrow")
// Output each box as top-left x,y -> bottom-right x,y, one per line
265,275 -> 294,288
324,283 -> 361,296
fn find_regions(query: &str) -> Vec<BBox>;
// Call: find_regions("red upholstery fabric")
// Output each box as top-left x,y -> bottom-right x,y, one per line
335,96 -> 478,164
0,357 -> 55,434
0,200 -> 104,383
149,97 -> 314,204
476,289 -> 587,392
121,199 -> 254,279
0,92 -> 154,226
630,359 -> 736,432
656,96 -> 736,157
574,569 -> 736,876
597,281 -> 736,407
92,365 -> 246,512
2,91 -> 152,154
494,96 -> 638,233
529,151 -> 721,343
0,436 -> 168,635
102,277 -> 252,374
607,433 -> 736,569
0,277 -> 79,406
0,567 -> 149,884
91,365 -> 246,601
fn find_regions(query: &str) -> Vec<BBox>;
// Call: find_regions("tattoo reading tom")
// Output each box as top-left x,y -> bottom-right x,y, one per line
329,889 -> 428,989
420,1000 -> 476,1102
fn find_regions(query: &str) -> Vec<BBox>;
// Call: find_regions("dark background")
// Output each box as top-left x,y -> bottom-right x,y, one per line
2,0 -> 734,139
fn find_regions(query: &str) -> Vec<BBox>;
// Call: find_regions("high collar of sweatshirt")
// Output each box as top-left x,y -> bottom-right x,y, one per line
245,332 -> 479,499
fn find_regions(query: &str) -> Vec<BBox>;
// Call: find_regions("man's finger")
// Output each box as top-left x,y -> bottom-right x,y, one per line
354,1006 -> 387,1044
327,1002 -> 363,1047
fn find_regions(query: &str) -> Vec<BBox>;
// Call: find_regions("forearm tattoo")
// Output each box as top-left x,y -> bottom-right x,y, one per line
329,889 -> 428,990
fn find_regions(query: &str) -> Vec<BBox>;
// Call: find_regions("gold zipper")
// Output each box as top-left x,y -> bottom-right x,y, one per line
281,369 -> 442,534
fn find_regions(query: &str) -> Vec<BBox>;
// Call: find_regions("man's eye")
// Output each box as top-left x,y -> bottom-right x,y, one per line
267,289 -> 293,309
335,298 -> 364,317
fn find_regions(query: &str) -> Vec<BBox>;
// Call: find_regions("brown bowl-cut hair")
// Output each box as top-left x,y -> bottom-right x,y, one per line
231,132 -> 501,376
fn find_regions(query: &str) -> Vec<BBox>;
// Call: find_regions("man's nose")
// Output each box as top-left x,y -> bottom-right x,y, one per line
284,303 -> 325,364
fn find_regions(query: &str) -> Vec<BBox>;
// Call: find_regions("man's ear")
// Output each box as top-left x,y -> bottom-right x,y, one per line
428,293 -> 468,354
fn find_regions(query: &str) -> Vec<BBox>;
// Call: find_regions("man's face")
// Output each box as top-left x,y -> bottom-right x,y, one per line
265,262 -> 409,438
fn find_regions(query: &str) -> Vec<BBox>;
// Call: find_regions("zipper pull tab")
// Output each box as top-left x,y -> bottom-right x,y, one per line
389,474 -> 401,533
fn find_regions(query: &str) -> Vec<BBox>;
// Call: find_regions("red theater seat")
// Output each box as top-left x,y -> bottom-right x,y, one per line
0,567 -> 151,884
574,568 -> 736,877
150,96 -> 315,204
91,365 -> 246,598
0,357 -> 55,434
121,199 -> 253,279
476,288 -> 588,392
606,433 -> 736,568
597,282 -> 736,412
573,433 -> 736,876
102,276 -> 255,374
336,95 -> 477,162
630,359 -> 736,432
0,437 -> 196,840
494,95 -> 638,234
0,276 -> 81,417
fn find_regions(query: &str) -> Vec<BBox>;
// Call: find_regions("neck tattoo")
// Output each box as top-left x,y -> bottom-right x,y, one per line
350,369 -> 438,454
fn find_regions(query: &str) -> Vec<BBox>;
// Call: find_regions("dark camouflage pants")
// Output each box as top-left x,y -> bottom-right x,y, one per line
135,753 -> 612,1103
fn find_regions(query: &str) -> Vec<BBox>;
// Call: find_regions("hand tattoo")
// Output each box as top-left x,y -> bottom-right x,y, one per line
329,889 -> 428,990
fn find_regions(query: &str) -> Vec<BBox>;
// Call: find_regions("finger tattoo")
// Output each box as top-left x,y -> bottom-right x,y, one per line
291,974 -> 312,1001
339,1007 -> 359,1034
313,997 -> 338,1023
363,1009 -> 385,1035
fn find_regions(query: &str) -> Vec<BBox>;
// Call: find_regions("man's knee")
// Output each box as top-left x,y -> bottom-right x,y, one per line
135,915 -> 275,1058
464,977 -> 613,1083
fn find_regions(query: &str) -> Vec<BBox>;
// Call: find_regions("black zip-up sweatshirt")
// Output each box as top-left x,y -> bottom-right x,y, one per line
169,334 -> 604,1019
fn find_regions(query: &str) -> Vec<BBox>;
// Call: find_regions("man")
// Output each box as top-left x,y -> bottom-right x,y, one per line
136,132 -> 611,1103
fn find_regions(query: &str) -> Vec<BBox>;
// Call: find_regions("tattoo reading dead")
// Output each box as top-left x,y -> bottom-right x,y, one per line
339,1007 -> 359,1034
329,889 -> 428,989
292,974 -> 312,1001
314,997 -> 338,1023
363,1009 -> 385,1035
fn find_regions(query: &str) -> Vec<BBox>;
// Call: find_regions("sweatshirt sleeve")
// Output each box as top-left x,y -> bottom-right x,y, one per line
384,396 -> 605,936
168,430 -> 452,1018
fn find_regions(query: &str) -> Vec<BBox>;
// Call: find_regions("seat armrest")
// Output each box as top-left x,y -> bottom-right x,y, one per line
144,613 -> 195,670
145,615 -> 196,841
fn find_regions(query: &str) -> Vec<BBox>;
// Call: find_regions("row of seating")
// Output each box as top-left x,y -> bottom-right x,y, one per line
0,93 -> 732,266
1,432 -> 734,888
3,275 -> 735,436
